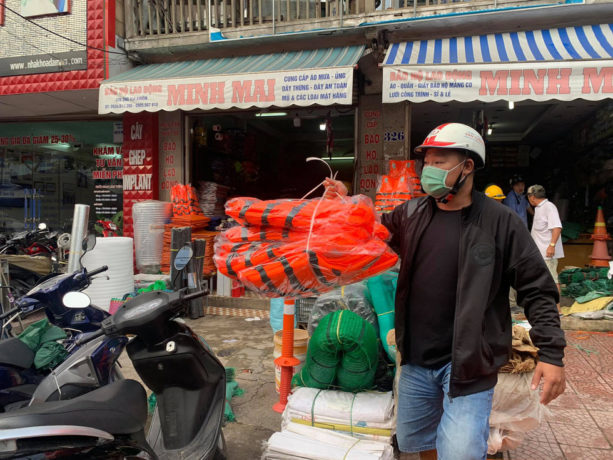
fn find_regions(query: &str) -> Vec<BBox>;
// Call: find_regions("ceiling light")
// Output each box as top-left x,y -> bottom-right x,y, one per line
487,127 -> 493,136
293,114 -> 301,128
255,112 -> 287,117
508,101 -> 514,110
319,122 -> 327,131
324,157 -> 355,161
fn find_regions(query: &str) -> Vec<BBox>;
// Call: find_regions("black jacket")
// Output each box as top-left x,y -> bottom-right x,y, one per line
381,191 -> 566,397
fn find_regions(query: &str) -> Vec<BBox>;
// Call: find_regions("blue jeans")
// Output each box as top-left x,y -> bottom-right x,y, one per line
397,362 -> 494,460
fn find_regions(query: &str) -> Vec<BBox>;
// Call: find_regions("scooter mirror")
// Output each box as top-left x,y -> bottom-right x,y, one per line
174,245 -> 193,271
37,222 -> 48,231
62,291 -> 91,309
83,234 -> 97,252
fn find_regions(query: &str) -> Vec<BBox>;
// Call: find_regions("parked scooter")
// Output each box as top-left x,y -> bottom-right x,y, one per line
0,247 -> 227,459
0,236 -> 119,411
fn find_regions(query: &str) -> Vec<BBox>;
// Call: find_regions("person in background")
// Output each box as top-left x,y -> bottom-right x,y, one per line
484,184 -> 506,202
527,184 -> 564,312
503,174 -> 530,227
324,124 -> 565,460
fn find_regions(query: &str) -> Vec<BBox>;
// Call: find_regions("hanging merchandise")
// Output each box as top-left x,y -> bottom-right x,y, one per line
292,310 -> 379,392
282,387 -> 395,443
214,195 -> 397,298
375,160 -> 425,213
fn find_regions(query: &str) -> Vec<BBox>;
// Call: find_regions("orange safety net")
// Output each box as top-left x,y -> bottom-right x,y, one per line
375,160 -> 426,213
214,195 -> 398,297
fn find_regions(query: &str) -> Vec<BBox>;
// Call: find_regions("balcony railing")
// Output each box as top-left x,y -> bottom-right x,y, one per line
125,0 -> 547,39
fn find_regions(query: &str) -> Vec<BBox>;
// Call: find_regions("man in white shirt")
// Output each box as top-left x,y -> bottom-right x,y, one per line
527,184 -> 564,312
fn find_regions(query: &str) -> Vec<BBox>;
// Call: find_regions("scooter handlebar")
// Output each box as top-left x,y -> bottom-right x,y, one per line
87,266 -> 109,278
181,289 -> 209,302
0,306 -> 20,321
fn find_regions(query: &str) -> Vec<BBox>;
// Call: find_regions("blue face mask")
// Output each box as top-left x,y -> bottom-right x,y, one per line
420,161 -> 466,199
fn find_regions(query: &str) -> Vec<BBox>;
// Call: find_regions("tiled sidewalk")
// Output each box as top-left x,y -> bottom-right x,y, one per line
505,331 -> 613,460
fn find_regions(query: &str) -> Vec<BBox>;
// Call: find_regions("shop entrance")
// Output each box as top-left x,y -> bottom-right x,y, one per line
187,108 -> 356,207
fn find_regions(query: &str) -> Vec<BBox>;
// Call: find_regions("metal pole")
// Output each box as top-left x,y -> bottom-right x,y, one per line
67,204 -> 90,273
272,0 -> 275,34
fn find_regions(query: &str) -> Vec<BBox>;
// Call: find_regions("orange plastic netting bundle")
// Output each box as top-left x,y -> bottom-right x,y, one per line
214,195 -> 398,297
375,160 -> 426,213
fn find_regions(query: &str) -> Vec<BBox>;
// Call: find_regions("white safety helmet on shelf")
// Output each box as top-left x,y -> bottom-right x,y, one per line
414,123 -> 486,169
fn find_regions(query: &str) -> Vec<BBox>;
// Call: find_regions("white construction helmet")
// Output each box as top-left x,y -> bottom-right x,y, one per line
414,123 -> 486,168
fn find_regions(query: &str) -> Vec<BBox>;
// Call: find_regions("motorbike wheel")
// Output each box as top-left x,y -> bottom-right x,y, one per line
213,431 -> 227,460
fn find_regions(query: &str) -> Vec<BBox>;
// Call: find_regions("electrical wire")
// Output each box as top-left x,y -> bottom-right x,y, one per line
1,3 -> 127,56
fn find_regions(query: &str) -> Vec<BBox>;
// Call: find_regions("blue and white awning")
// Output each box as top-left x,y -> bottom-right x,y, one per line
384,24 -> 613,66
382,24 -> 613,103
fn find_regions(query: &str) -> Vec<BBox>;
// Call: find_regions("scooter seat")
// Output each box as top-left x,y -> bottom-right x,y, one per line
0,337 -> 34,369
0,379 -> 147,435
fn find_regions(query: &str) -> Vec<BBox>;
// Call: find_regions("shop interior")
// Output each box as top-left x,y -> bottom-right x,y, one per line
409,98 -> 613,232
0,121 -> 121,233
189,107 -> 356,201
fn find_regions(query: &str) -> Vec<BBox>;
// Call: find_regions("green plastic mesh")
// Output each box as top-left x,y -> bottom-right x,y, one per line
292,310 -> 378,392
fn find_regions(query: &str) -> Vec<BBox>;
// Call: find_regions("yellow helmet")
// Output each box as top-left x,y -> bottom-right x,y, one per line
485,184 -> 506,201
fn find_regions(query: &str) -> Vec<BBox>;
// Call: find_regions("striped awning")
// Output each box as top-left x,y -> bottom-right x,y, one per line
384,24 -> 613,66
99,46 -> 364,114
382,24 -> 613,103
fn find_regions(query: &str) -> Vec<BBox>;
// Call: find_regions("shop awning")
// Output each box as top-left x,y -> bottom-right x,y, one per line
382,24 -> 613,103
99,46 -> 364,114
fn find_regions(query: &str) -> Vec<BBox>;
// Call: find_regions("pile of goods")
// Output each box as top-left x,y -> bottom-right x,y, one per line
160,184 -> 218,276
214,195 -> 398,297
282,387 -> 395,443
292,310 -> 379,392
197,181 -> 230,218
263,423 -> 394,460
375,160 -> 425,213
559,267 -> 613,320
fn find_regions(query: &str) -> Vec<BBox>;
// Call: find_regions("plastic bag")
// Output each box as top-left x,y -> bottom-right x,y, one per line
487,372 -> 550,454
214,195 -> 398,298
270,297 -> 296,333
307,282 -> 377,336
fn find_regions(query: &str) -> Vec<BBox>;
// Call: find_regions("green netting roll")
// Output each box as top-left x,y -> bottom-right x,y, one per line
292,310 -> 379,392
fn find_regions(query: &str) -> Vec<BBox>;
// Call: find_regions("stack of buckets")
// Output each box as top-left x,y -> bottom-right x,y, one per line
273,329 -> 308,393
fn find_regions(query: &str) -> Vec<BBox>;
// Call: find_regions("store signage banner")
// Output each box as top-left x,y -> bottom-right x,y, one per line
122,113 -> 159,237
93,145 -> 123,220
383,61 -> 613,103
99,67 -> 354,114
0,50 -> 87,77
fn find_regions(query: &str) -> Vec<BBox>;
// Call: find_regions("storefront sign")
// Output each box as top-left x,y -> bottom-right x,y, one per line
0,133 -> 77,146
357,95 -> 385,199
99,68 -> 354,113
383,61 -> 613,103
158,112 -> 183,202
93,145 -> 123,219
122,113 -> 159,237
0,51 -> 87,77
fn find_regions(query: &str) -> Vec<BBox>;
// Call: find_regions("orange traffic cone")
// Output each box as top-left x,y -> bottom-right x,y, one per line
590,206 -> 612,267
